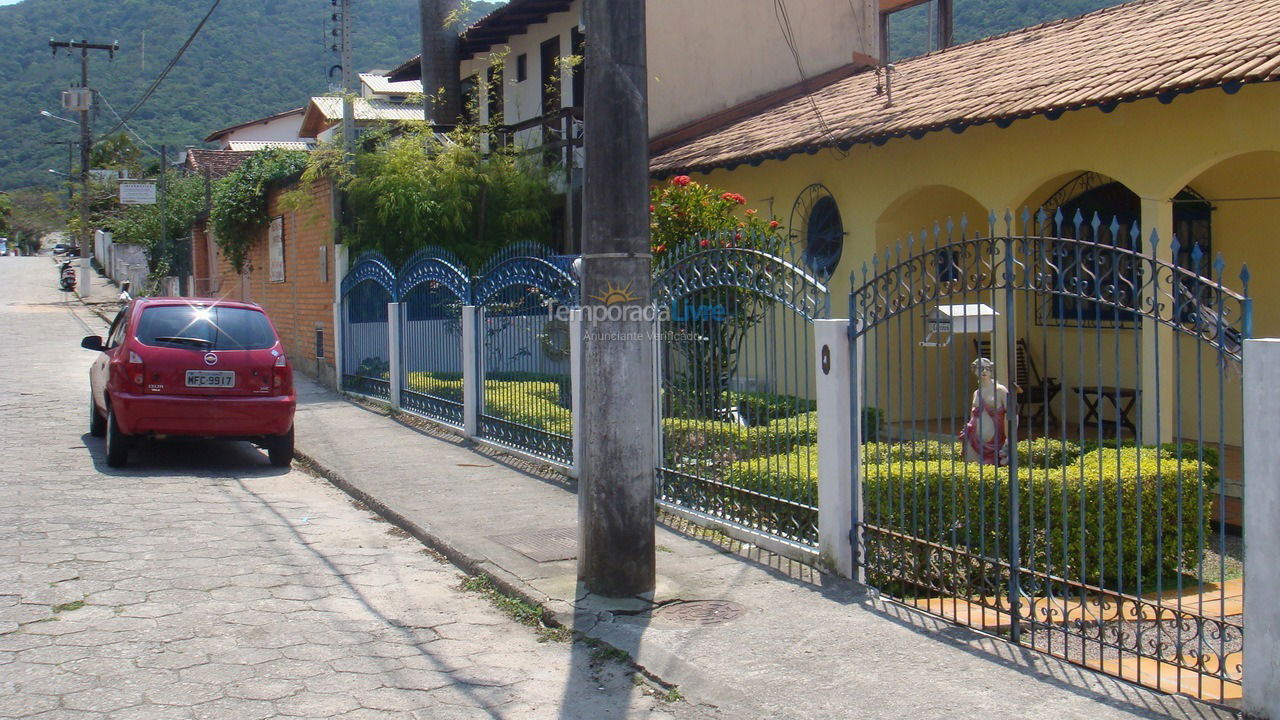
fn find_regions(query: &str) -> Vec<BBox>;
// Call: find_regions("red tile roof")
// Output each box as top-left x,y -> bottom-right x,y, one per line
183,149 -> 254,179
650,0 -> 1280,175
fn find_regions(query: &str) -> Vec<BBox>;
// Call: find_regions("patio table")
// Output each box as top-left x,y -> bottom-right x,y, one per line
1072,386 -> 1139,432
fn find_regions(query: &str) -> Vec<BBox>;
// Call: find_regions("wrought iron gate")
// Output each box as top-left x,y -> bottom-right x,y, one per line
340,252 -> 396,400
472,246 -> 579,465
850,211 -> 1250,702
398,247 -> 471,428
654,236 -> 830,547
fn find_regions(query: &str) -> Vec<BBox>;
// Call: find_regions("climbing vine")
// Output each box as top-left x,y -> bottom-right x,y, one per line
210,148 -> 309,271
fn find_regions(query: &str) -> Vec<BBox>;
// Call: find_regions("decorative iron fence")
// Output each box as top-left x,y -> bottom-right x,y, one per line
653,236 -> 830,547
850,210 -> 1250,702
337,245 -> 581,466
398,247 -> 471,428
340,252 -> 396,400
474,248 -> 579,465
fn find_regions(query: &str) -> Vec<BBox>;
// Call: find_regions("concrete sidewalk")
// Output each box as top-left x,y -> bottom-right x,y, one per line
292,377 -> 1228,720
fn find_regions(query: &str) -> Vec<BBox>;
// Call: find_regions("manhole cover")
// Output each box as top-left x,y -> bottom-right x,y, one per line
489,527 -> 577,563
653,600 -> 747,626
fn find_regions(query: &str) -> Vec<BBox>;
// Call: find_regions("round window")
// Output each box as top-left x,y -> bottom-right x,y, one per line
789,185 -> 844,281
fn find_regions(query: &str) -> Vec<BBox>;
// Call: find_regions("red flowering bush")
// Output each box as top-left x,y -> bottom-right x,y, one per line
649,175 -> 782,264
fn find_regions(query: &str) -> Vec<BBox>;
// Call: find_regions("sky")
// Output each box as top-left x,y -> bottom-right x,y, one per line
0,0 -> 21,5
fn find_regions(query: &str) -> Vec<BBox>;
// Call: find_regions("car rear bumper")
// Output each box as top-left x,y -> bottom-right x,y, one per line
110,391 -> 295,437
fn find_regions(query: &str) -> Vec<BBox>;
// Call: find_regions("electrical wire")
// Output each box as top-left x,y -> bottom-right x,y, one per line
774,0 -> 847,158
98,0 -> 224,140
96,91 -> 161,156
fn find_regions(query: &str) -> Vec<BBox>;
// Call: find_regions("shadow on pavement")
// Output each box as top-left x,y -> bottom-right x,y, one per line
81,433 -> 293,478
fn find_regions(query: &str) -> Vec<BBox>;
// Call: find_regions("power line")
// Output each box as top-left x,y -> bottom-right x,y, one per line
99,0 -> 224,140
773,0 -> 846,157
96,91 -> 160,156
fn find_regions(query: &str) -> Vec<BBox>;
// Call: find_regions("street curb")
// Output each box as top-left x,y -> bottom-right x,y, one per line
291,447 -> 702,698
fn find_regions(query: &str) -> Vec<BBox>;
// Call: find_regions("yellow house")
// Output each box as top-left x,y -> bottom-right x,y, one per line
649,0 -> 1280,519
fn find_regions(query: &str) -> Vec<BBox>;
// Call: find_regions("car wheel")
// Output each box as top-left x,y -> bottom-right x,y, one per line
89,395 -> 106,437
267,426 -> 294,468
105,406 -> 131,468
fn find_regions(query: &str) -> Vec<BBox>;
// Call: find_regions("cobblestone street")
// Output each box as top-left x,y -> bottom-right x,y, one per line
0,256 -> 706,719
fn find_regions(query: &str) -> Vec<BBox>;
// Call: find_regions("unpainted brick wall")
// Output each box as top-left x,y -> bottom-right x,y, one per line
192,175 -> 339,388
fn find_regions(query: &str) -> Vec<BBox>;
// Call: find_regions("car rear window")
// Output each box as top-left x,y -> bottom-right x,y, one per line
135,305 -> 277,350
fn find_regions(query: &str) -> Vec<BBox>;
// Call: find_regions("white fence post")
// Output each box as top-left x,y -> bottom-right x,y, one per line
569,307 -> 583,479
333,245 -> 349,389
387,302 -> 402,409
815,319 -> 859,579
1243,338 -> 1280,720
462,305 -> 480,439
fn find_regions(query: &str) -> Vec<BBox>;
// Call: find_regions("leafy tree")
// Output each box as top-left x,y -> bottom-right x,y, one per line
337,125 -> 559,268
91,133 -> 144,178
103,171 -> 204,277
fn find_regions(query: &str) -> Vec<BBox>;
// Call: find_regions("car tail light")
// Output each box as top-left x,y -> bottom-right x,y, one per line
273,354 -> 291,394
127,350 -> 146,389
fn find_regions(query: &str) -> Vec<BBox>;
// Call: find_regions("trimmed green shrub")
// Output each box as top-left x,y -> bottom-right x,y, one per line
1015,437 -> 1082,468
862,447 -> 1212,590
405,372 -> 463,402
725,391 -> 816,426
863,440 -> 962,464
662,411 -> 818,466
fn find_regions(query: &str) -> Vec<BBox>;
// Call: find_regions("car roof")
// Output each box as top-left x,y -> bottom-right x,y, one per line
133,297 -> 265,312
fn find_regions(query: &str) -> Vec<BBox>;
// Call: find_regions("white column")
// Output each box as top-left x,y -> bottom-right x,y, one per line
333,245 -> 349,387
1243,338 -> 1280,720
815,318 -> 858,579
569,308 -> 583,479
462,305 -> 480,439
387,302 -> 402,409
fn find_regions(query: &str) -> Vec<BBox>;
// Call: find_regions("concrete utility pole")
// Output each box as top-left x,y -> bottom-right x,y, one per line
339,0 -> 355,158
578,0 -> 655,597
418,0 -> 461,124
48,40 -> 118,255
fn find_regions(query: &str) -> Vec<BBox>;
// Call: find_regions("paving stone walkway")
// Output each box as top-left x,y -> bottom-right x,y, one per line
0,257 -> 712,720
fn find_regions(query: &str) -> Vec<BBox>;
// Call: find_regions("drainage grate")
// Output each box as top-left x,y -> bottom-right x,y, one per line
652,600 -> 747,626
489,527 -> 577,563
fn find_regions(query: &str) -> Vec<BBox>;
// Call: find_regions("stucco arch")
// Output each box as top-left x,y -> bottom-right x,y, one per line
874,184 -> 988,255
1158,147 -> 1280,201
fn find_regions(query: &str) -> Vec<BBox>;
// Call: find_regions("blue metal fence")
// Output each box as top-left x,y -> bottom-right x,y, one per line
398,247 -> 471,428
340,252 -> 396,400
473,253 -> 580,465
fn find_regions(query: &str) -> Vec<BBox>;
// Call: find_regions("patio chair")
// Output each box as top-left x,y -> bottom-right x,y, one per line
973,338 -> 1062,427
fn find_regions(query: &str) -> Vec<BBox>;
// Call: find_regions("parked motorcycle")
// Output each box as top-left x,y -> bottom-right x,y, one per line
59,260 -> 77,292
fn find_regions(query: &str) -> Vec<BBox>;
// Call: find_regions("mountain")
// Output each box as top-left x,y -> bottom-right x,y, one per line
887,0 -> 1123,59
0,0 -> 497,191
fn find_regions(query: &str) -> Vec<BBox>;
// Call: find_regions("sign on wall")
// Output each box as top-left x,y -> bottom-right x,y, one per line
268,216 -> 285,283
118,182 -> 156,205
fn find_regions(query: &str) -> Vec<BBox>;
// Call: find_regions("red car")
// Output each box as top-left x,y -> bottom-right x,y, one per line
81,298 -> 296,468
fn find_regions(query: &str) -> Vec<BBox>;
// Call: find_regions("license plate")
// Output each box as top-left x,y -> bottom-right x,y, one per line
185,370 -> 236,388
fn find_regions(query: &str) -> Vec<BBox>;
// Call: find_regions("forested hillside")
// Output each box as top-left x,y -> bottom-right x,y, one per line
888,0 -> 1123,59
0,0 -> 496,190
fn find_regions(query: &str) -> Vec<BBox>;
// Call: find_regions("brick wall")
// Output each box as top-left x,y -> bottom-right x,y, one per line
189,175 -> 340,388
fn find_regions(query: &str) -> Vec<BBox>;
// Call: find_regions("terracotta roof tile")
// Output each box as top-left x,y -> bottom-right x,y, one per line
650,0 -> 1280,174
183,149 -> 254,179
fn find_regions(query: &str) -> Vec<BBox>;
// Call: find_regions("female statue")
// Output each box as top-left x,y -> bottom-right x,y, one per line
959,357 -> 1009,466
